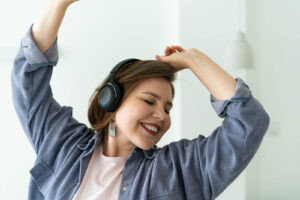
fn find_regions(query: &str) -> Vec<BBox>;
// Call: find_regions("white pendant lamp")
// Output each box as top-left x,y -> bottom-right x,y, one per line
224,0 -> 254,69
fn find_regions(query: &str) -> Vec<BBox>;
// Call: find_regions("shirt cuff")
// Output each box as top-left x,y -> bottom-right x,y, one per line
210,77 -> 252,118
21,24 -> 59,67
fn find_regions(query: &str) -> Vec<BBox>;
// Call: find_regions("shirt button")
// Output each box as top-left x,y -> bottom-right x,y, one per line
134,150 -> 137,154
123,186 -> 128,191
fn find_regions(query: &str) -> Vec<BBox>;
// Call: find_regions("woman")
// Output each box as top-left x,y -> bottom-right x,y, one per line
11,0 -> 270,199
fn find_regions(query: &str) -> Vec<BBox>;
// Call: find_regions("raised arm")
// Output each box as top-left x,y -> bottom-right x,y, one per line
156,45 -> 236,101
32,0 -> 78,53
155,46 -> 270,199
12,0 -> 84,154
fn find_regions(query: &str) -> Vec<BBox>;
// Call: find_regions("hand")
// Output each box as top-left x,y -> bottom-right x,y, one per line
155,45 -> 202,72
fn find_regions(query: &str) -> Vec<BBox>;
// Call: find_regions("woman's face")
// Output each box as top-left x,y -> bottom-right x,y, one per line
114,77 -> 173,150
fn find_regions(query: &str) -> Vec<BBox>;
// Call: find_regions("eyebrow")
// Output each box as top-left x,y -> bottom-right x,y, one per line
142,92 -> 173,107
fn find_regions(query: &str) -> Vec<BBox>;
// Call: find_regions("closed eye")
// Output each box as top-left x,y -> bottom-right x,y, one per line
143,99 -> 170,114
144,100 -> 154,105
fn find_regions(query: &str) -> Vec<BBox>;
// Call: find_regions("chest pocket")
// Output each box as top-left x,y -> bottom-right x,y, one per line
30,161 -> 54,196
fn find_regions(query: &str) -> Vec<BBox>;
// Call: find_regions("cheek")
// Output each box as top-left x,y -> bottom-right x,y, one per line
115,101 -> 145,127
115,107 -> 133,128
163,117 -> 171,132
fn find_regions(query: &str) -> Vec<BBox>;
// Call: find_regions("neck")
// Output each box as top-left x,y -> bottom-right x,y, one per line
102,129 -> 134,157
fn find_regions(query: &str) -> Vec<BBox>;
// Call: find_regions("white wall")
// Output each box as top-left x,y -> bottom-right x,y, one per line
245,0 -> 300,199
1,0 -> 299,199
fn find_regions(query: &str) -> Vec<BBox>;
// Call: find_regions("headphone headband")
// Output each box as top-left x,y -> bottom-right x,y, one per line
106,58 -> 140,82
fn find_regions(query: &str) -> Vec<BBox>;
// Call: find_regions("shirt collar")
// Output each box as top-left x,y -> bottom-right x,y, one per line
76,129 -> 102,151
142,145 -> 157,160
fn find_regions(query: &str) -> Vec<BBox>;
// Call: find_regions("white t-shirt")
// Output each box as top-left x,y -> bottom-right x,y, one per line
72,144 -> 128,200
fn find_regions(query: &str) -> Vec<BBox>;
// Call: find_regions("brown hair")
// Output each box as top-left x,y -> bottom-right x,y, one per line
88,60 -> 177,134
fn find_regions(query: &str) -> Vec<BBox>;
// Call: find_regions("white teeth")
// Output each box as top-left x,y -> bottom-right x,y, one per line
142,123 -> 158,133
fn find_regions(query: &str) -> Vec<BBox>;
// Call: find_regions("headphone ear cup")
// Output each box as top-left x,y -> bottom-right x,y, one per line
98,81 -> 123,112
98,58 -> 139,112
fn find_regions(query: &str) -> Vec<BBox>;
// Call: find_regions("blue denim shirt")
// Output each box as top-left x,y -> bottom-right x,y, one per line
11,26 -> 270,200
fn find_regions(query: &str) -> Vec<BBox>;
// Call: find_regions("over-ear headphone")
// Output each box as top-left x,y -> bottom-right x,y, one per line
98,58 -> 140,112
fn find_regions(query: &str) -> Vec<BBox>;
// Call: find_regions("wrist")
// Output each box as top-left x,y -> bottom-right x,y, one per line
186,49 -> 206,71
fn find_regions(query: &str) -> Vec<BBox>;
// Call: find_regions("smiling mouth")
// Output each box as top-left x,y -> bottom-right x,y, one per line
140,123 -> 159,136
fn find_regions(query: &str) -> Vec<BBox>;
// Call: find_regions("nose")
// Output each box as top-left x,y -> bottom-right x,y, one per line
152,106 -> 167,121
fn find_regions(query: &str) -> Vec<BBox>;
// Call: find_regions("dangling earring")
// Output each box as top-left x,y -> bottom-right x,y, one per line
108,119 -> 116,137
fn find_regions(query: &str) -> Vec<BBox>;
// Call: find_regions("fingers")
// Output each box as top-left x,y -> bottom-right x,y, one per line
169,45 -> 185,52
164,45 -> 185,56
175,46 -> 185,52
165,46 -> 173,56
155,55 -> 162,61
156,45 -> 186,60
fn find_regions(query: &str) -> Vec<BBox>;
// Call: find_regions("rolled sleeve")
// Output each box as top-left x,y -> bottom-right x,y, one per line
21,24 -> 58,70
12,25 -> 62,153
210,77 -> 251,118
